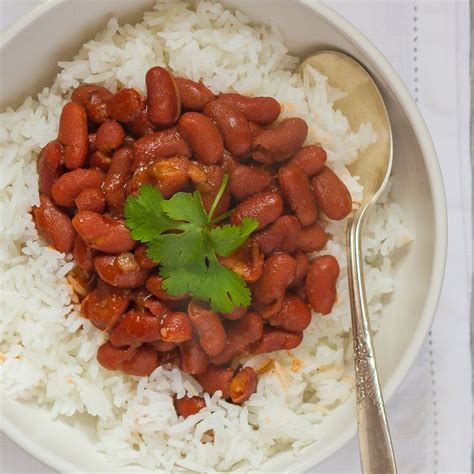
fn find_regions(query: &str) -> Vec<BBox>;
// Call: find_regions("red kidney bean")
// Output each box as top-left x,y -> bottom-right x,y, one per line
305,255 -> 340,315
131,287 -> 152,310
146,274 -> 188,301
150,340 -> 177,352
218,93 -> 280,125
72,211 -> 135,253
134,244 -> 158,270
230,191 -> 283,230
311,166 -> 352,220
179,336 -> 209,375
160,312 -> 193,343
81,279 -> 131,330
121,346 -> 160,376
88,133 -> 97,153
51,168 -> 104,207
248,121 -> 264,141
291,251 -> 309,287
110,309 -> 161,347
229,367 -> 257,404
146,66 -> 181,126
75,187 -> 106,213
294,284 -> 308,303
97,343 -> 136,371
95,120 -> 125,153
220,306 -> 247,321
89,150 -> 112,172
290,145 -> 327,176
210,311 -> 263,365
73,235 -> 96,271
33,194 -> 75,253
159,346 -> 181,366
250,327 -> 303,354
229,164 -> 271,202
107,88 -> 145,123
296,222 -> 328,253
188,300 -> 226,357
195,365 -> 233,398
37,141 -> 63,197
143,298 -> 169,317
253,215 -> 300,255
203,100 -> 252,158
133,127 -> 192,169
179,112 -> 224,165
278,164 -> 318,226
268,293 -> 311,331
103,147 -> 134,216
175,77 -> 215,111
219,240 -> 264,284
253,117 -> 308,164
221,150 -> 239,174
175,396 -> 206,418
127,109 -> 155,137
94,254 -> 148,288
252,253 -> 296,317
196,166 -> 231,217
58,101 -> 89,169
71,85 -> 113,124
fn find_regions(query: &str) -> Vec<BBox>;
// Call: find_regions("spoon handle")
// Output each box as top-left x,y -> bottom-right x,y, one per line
347,212 -> 397,474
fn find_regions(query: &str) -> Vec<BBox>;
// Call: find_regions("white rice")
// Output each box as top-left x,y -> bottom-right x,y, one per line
0,1 -> 413,471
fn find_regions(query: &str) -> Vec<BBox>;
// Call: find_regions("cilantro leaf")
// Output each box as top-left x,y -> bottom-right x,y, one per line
207,218 -> 259,257
160,191 -> 208,225
124,185 -> 175,242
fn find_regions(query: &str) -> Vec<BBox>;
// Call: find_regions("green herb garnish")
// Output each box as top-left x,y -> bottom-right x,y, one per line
124,176 -> 258,313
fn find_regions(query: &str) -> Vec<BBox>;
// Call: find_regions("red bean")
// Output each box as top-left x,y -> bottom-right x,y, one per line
89,150 -> 112,172
95,120 -> 125,153
253,117 -> 308,164
160,312 -> 193,343
253,215 -> 300,255
291,251 -> 309,287
195,365 -> 233,398
250,327 -> 303,355
73,235 -> 96,271
229,164 -> 271,202
252,253 -> 296,317
179,112 -> 224,165
37,141 -> 63,197
219,240 -> 264,284
196,166 -> 231,218
146,274 -> 188,301
58,102 -> 89,169
107,88 -> 145,123
103,147 -> 134,216
127,110 -> 155,137
305,255 -> 340,315
97,342 -> 136,371
230,191 -> 283,230
52,168 -> 104,207
145,67 -> 180,127
144,299 -> 169,318
94,254 -> 148,288
150,340 -> 177,352
110,309 -> 162,347
175,77 -> 215,111
175,396 -> 206,418
131,287 -> 153,310
218,93 -> 280,125
75,187 -> 106,213
33,194 -> 75,253
71,85 -> 112,124
220,306 -> 247,321
297,222 -> 328,253
72,211 -> 135,254
81,280 -> 131,330
278,165 -> 318,226
179,336 -> 209,375
134,244 -> 158,270
311,166 -> 352,220
229,367 -> 257,404
290,145 -> 327,176
268,293 -> 311,331
121,346 -> 160,376
203,100 -> 252,158
188,300 -> 226,357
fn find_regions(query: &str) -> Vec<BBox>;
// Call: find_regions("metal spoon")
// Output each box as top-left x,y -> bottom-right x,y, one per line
299,51 -> 397,473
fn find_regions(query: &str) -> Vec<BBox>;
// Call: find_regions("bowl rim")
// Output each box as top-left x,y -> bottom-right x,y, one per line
0,0 -> 447,472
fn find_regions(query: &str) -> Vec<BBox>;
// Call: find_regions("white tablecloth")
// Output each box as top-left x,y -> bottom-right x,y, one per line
1,1 -> 471,473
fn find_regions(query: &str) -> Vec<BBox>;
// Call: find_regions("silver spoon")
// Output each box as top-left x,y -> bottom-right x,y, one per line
299,51 -> 397,473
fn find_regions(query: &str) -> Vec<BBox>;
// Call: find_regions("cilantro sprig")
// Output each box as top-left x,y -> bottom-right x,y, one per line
124,176 -> 258,313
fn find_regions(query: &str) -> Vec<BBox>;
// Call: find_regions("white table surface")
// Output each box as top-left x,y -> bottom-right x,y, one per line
1,1 -> 472,473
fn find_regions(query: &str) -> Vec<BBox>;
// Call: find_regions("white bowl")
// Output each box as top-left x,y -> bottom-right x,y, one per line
0,0 -> 447,471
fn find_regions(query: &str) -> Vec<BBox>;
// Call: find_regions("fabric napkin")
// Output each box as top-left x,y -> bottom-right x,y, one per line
0,1 -> 472,473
